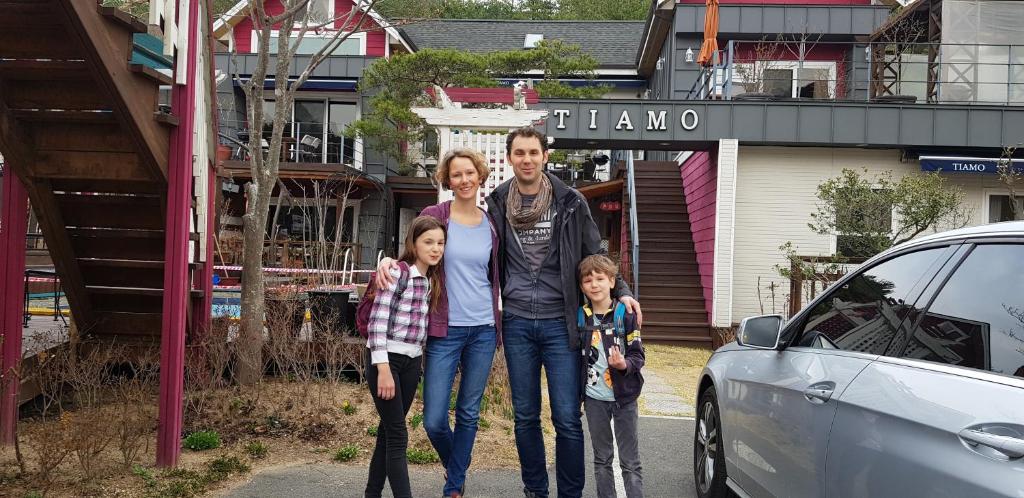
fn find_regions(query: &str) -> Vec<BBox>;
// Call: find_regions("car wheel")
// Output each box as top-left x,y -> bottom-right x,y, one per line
694,385 -> 728,498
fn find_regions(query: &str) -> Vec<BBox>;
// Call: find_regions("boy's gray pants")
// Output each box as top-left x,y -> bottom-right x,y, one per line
584,397 -> 644,498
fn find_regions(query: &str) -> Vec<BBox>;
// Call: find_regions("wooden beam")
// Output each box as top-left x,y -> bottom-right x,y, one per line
59,0 -> 168,182
0,3 -> 59,29
29,122 -> 136,153
33,151 -> 150,182
56,193 -> 164,230
0,59 -> 91,82
4,79 -> 110,111
0,26 -> 83,59
12,109 -> 117,124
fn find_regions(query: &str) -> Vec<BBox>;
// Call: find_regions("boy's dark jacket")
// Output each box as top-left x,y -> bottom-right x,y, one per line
485,171 -> 634,350
579,302 -> 645,404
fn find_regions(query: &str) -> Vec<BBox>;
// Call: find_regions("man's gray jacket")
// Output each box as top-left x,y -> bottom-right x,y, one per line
486,171 -> 634,351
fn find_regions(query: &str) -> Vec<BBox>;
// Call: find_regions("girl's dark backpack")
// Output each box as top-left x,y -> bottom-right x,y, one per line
355,261 -> 409,338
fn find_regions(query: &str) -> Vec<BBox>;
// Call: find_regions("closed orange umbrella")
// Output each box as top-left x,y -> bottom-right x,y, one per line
697,0 -> 720,66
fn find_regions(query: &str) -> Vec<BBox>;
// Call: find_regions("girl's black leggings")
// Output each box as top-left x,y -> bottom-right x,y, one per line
364,350 -> 422,498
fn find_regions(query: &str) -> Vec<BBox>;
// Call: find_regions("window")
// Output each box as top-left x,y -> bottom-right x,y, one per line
262,31 -> 363,56
987,194 -> 1024,223
730,61 -> 836,99
259,99 -> 358,165
799,248 -> 949,354
902,244 -> 1024,377
295,0 -> 331,23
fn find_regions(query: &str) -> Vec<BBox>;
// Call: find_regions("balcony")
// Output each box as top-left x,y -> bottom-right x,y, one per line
688,40 -> 1024,106
220,119 -> 361,169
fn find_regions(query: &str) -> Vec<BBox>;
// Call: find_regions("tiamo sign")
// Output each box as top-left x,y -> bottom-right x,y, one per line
550,107 -> 699,132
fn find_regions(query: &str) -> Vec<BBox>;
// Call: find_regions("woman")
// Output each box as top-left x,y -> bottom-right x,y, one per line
376,148 -> 500,498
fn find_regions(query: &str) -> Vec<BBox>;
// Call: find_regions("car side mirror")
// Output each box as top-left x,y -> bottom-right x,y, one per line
736,314 -> 784,350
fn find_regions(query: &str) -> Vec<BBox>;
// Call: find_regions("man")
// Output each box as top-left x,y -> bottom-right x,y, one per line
486,127 -> 641,498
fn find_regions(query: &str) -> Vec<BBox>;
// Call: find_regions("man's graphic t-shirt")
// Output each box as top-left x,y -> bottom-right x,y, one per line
515,194 -> 556,272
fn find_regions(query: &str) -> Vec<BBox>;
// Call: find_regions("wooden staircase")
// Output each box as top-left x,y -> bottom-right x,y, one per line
629,161 -> 711,344
0,0 -> 194,339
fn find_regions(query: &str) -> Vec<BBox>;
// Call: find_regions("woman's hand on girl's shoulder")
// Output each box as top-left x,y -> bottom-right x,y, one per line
375,258 -> 401,289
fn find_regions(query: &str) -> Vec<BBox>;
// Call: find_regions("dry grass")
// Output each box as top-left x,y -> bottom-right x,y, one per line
639,344 -> 713,417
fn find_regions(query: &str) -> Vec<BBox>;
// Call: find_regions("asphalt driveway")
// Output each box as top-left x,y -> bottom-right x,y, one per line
221,416 -> 696,498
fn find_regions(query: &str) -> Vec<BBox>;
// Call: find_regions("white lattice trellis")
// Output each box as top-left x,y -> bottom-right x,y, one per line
412,88 -> 548,209
437,129 -> 513,207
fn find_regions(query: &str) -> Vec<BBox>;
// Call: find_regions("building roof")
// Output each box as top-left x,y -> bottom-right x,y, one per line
400,19 -> 645,68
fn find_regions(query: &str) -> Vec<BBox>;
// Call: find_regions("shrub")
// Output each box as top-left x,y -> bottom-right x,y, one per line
333,444 -> 359,462
409,412 -> 423,430
208,456 -> 250,478
182,430 -> 221,451
407,448 -> 440,464
478,417 -> 491,429
341,400 -> 357,416
366,425 -> 378,437
245,441 -> 269,459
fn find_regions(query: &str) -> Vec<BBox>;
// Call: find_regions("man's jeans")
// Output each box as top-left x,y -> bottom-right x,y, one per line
503,314 -> 584,498
423,325 -> 498,496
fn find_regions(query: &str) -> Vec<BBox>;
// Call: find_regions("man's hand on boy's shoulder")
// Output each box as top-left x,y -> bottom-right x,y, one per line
619,296 -> 643,327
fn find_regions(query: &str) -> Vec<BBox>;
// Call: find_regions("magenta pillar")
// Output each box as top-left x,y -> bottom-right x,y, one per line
0,171 -> 28,445
156,0 -> 200,468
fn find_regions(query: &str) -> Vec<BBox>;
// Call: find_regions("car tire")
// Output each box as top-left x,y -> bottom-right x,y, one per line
694,385 -> 728,498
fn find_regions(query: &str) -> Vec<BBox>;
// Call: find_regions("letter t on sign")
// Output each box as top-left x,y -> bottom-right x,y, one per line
553,109 -> 570,129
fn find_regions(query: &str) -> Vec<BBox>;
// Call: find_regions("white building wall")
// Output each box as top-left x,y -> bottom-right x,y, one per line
712,139 -> 738,328
729,145 -> 1008,323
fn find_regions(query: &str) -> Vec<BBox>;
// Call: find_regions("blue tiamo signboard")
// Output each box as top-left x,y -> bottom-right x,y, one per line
920,155 -> 1024,174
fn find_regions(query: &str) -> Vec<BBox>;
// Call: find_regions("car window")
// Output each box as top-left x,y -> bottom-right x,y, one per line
902,244 -> 1024,377
799,247 -> 948,354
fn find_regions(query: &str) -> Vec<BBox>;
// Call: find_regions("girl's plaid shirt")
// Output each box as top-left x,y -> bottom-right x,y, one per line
366,265 -> 431,364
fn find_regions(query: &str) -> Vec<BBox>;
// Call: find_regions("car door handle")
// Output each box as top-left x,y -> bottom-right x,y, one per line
958,429 -> 1024,459
803,382 -> 835,404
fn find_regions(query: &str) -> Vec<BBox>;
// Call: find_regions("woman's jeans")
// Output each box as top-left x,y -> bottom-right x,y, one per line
502,315 -> 584,498
423,324 -> 498,496
365,350 -> 422,498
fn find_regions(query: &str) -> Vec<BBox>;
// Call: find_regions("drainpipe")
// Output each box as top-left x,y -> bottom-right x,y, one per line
0,172 -> 27,446
627,153 -> 640,299
157,0 -> 200,468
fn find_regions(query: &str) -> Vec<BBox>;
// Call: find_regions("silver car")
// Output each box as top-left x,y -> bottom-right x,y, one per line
693,222 -> 1024,498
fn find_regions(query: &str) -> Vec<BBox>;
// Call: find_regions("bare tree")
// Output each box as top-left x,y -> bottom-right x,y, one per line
236,0 -> 398,384
997,145 -> 1023,221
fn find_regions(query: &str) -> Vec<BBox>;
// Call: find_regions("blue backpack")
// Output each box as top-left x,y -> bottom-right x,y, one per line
578,302 -> 628,348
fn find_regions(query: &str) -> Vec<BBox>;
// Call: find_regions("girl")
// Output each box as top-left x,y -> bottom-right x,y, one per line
376,148 -> 501,498
365,215 -> 446,498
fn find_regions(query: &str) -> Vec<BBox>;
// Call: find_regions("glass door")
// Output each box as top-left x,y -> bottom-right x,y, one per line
328,102 -> 357,164
293,100 -> 326,163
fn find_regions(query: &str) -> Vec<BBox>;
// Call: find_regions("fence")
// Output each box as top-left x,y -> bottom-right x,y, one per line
689,41 -> 1024,106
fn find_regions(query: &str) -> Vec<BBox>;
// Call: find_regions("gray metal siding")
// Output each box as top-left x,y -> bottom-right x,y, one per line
214,53 -> 377,79
673,4 -> 889,36
535,100 -> 1024,150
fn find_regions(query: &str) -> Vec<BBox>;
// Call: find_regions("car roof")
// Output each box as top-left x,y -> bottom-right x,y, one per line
877,221 -> 1024,262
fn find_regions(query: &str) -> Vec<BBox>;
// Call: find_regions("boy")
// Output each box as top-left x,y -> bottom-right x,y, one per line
578,255 -> 645,498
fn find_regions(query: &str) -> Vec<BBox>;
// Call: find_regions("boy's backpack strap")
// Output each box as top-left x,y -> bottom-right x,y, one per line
577,307 -> 586,331
613,302 -> 627,339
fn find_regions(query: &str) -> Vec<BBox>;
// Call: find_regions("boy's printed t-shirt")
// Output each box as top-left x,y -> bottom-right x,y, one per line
585,311 -> 616,402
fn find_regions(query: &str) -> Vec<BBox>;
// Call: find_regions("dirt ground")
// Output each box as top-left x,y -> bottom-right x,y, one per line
0,344 -> 707,497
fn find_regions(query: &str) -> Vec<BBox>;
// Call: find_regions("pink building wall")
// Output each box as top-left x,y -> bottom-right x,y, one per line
680,151 -> 717,323
234,0 -> 386,56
